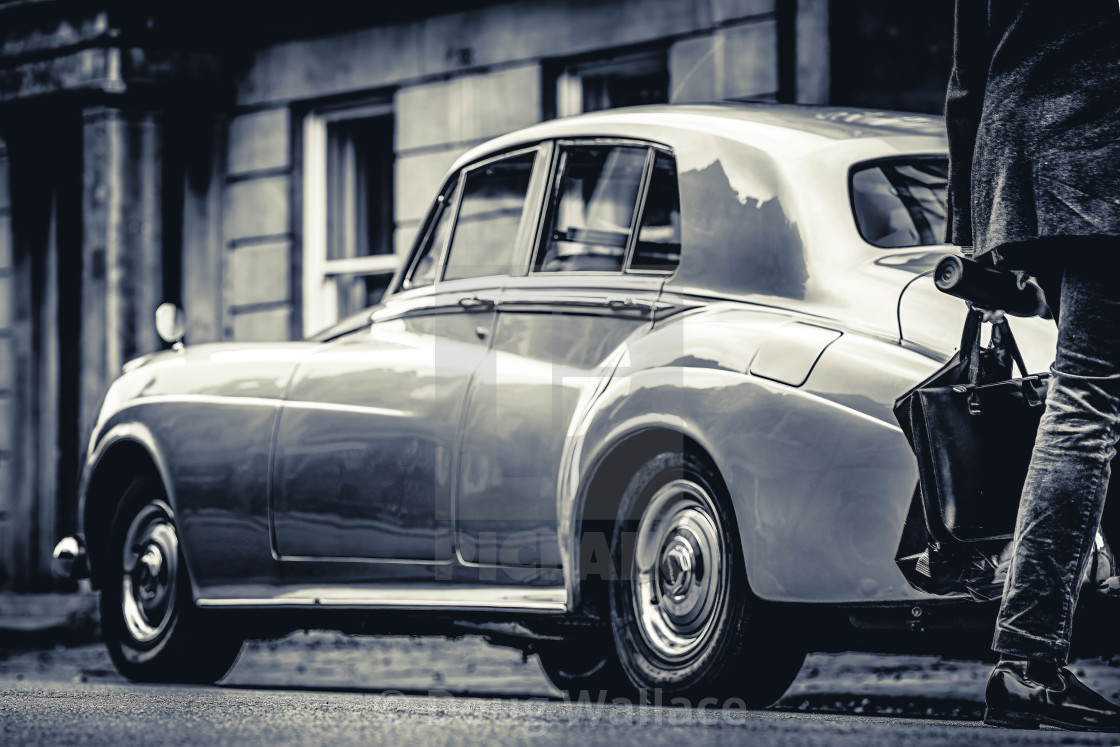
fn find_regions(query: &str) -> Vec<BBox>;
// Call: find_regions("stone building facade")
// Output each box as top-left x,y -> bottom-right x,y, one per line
0,0 -> 949,587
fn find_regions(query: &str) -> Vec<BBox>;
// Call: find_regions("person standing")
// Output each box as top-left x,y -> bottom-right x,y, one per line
945,0 -> 1120,732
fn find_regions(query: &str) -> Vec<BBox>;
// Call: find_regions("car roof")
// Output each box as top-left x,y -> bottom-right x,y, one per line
390,102 -> 948,347
453,102 -> 946,170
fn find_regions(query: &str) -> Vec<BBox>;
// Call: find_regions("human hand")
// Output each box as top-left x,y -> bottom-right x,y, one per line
967,302 -> 1006,324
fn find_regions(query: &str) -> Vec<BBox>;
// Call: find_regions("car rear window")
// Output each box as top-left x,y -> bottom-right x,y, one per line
851,159 -> 947,248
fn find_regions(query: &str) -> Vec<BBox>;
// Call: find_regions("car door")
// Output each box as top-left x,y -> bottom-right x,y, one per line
269,146 -> 546,563
456,142 -> 682,569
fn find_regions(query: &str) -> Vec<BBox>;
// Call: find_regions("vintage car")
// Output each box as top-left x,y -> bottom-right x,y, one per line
53,103 -> 1073,705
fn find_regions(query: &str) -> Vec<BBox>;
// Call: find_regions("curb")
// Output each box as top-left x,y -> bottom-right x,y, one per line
0,590 -> 101,648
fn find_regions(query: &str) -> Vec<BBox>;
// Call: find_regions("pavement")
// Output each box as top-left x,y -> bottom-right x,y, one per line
4,591 -> 1120,723
7,630 -> 1120,721
6,679 -> 1120,746
0,588 -> 100,646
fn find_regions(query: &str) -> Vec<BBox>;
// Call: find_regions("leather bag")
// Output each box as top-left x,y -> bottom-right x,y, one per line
894,310 -> 1047,599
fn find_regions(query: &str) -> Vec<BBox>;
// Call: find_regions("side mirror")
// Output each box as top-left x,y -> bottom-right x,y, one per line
155,302 -> 186,350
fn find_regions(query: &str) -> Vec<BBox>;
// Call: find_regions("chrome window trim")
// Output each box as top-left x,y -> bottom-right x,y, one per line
508,142 -> 555,278
621,147 -> 656,272
624,145 -> 681,277
553,137 -> 667,149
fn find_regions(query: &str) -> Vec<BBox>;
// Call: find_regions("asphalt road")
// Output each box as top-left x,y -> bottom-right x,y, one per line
5,632 -> 1120,744
5,678 -> 1120,746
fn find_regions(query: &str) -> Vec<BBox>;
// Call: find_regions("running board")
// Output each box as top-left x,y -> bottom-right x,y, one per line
195,585 -> 568,613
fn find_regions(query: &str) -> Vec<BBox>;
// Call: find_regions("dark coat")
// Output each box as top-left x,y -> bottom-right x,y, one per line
946,1 -> 1120,261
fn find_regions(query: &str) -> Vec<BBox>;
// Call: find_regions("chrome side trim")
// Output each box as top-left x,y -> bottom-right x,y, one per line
497,295 -> 673,312
195,585 -> 568,613
498,295 -> 612,309
125,394 -> 410,420
276,554 -> 454,566
123,394 -> 278,409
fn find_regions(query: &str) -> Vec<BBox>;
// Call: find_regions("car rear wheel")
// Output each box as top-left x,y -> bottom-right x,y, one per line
99,475 -> 243,683
608,451 -> 805,707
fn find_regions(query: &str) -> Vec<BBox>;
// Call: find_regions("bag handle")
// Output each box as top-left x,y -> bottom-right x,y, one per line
993,321 -> 1030,379
964,310 -> 983,386
963,310 -> 1031,388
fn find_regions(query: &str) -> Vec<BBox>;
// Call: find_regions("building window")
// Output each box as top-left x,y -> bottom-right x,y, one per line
303,102 -> 396,335
552,50 -> 669,118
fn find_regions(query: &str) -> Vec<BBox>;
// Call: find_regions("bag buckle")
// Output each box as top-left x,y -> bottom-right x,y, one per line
967,391 -> 983,416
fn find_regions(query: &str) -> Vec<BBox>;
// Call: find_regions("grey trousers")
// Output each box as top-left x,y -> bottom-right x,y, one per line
993,241 -> 1120,663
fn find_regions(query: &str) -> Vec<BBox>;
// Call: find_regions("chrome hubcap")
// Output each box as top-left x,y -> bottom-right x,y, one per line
120,499 -> 179,644
632,479 -> 727,664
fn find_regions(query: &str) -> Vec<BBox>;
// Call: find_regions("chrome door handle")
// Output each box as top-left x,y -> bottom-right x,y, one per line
607,297 -> 653,312
458,296 -> 495,311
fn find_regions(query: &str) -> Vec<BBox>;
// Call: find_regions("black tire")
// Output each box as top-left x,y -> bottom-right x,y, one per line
535,638 -> 634,702
99,475 -> 243,684
608,451 -> 805,707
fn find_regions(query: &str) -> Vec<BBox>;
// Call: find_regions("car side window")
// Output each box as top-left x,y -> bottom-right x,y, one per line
629,151 -> 681,273
402,177 -> 461,291
442,151 -> 536,282
534,144 -> 648,273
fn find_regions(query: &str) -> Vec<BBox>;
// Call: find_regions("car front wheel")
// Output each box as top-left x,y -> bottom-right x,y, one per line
99,475 -> 243,683
608,451 -> 805,707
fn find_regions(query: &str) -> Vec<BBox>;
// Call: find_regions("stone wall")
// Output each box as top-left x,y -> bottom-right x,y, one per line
0,0 -> 839,587
217,0 -> 827,340
222,109 -> 294,341
0,142 -> 12,585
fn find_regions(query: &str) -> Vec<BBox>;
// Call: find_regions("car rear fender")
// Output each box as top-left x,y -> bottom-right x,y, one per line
563,360 -> 935,609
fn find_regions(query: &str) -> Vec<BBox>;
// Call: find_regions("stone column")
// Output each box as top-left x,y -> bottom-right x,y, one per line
2,115 -> 82,587
0,140 -> 14,586
795,0 -> 829,104
80,108 -> 163,447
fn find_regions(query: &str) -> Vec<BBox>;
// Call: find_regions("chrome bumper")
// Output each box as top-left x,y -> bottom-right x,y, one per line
51,536 -> 89,581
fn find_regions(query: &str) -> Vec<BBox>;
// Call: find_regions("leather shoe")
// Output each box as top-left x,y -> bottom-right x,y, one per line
985,660 -> 1120,731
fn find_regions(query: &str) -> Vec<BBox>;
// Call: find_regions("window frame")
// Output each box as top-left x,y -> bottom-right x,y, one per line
302,100 -> 397,336
529,137 -> 682,278
551,48 -> 670,118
